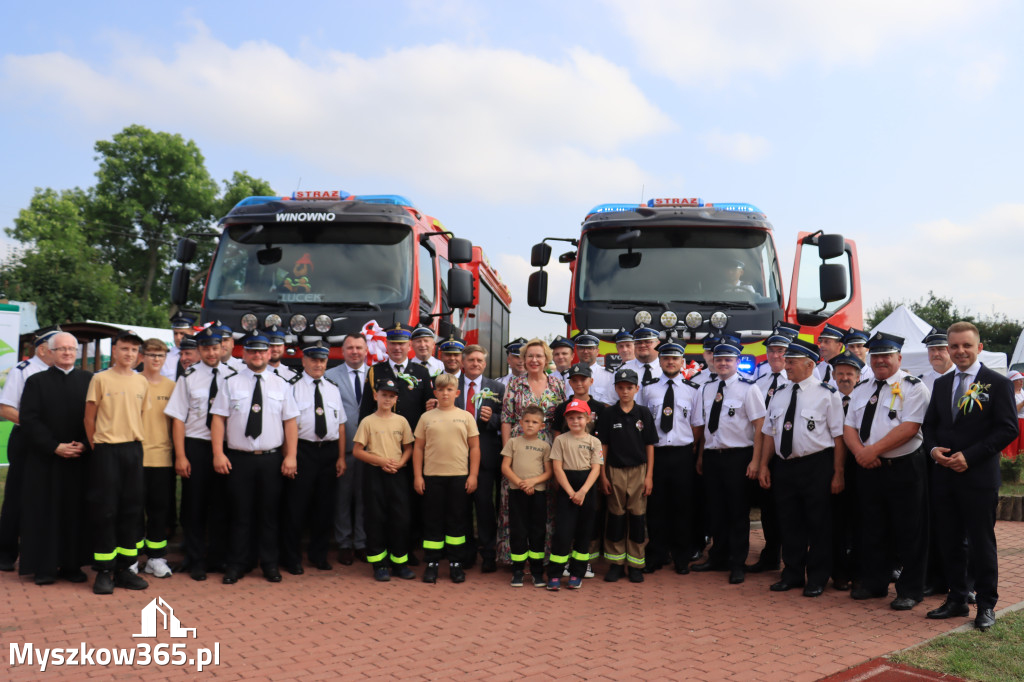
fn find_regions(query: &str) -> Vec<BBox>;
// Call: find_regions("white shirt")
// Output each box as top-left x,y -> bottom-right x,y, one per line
845,369 -> 929,458
412,356 -> 445,377
762,375 -> 844,458
693,373 -> 766,449
1015,389 -> 1024,417
211,366 -> 300,451
950,360 -> 982,413
161,346 -> 181,380
0,355 -> 48,411
588,362 -> 616,404
920,365 -> 954,392
624,358 -> 663,385
293,373 -> 343,442
225,356 -> 246,372
164,362 -> 233,440
754,367 -> 788,410
639,374 -> 701,447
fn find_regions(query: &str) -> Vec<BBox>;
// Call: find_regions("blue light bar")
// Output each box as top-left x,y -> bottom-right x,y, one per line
233,196 -> 285,208
587,203 -> 641,215
710,203 -> 763,214
351,194 -> 415,207
737,354 -> 757,375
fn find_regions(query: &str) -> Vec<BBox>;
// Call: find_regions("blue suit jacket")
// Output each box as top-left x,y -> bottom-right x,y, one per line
455,373 -> 505,468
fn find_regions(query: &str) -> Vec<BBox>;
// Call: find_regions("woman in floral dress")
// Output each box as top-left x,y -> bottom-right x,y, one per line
496,338 -> 566,564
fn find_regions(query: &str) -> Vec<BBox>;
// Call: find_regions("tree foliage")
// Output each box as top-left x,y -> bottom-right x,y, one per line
866,291 -> 1023,357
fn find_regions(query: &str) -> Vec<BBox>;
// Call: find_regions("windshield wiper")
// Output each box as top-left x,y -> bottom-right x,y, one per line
697,300 -> 757,310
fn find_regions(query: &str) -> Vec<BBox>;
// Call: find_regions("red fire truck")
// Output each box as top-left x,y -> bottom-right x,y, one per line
171,191 -> 512,376
527,197 -> 862,373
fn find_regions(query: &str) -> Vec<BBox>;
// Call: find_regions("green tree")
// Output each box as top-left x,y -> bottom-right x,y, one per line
215,171 -> 275,218
90,124 -> 218,308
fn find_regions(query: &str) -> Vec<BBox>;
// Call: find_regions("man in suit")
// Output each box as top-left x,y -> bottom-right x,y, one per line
325,333 -> 370,565
455,343 -> 505,572
922,321 -> 1018,631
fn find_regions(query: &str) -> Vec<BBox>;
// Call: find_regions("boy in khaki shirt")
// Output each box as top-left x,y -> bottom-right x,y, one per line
84,330 -> 150,595
354,377 -> 415,582
413,373 -> 480,584
138,338 -> 177,579
501,404 -> 552,587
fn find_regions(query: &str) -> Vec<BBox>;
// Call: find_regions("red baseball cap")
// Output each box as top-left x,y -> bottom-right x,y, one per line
564,399 -> 591,416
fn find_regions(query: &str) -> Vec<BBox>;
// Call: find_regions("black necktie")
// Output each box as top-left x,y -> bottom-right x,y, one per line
842,394 -> 850,415
395,364 -> 403,375
859,379 -> 885,442
952,372 -> 969,420
206,367 -> 218,428
643,364 -> 653,385
245,375 -> 263,439
707,380 -> 726,433
764,372 -> 779,408
661,379 -> 674,432
780,384 -> 800,458
822,364 -> 832,383
353,369 -> 362,403
314,379 -> 327,439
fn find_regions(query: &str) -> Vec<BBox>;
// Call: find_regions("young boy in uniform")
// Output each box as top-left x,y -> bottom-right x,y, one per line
138,337 -> 177,579
84,329 -> 150,595
500,404 -> 552,587
412,372 -> 480,583
547,399 -> 603,591
599,368 -> 657,583
354,377 -> 416,581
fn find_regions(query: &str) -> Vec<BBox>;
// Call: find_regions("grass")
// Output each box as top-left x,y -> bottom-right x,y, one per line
890,608 -> 1024,682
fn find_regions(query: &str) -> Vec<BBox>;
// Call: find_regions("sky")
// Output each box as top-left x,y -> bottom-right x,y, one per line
1,0 -> 1023,340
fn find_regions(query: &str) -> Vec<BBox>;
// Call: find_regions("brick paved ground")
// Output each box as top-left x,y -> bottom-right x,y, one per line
4,522 -> 1023,681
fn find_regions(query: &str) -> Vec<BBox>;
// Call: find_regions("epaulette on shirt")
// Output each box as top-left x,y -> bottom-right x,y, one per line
904,375 -> 921,385
821,381 -> 837,392
739,376 -> 756,385
604,364 -> 617,373
854,378 -> 868,388
323,376 -> 338,387
287,373 -> 302,385
183,366 -> 196,377
641,377 -> 659,386
224,366 -> 238,377
15,360 -> 29,370
682,378 -> 699,389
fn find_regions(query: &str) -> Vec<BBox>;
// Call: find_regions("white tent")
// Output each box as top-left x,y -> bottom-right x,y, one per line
870,305 -> 1007,377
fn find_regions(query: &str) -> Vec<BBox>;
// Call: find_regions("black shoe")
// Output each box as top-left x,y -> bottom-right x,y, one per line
93,570 -> 114,595
373,566 -> 391,582
313,559 -> 332,571
338,548 -> 354,565
423,562 -> 439,583
922,584 -> 946,597
222,568 -> 241,584
59,568 -> 88,583
354,548 -> 367,563
0,557 -> 15,572
926,600 -> 969,619
450,562 -> 466,583
967,591 -> 977,605
729,568 -> 745,585
975,607 -> 996,631
803,584 -> 825,598
691,560 -> 726,573
744,558 -> 780,574
851,586 -> 887,600
770,580 -> 804,592
481,557 -> 497,573
190,566 -> 207,582
395,565 -> 416,580
674,563 -> 691,575
891,596 -> 921,611
628,567 -> 644,583
34,574 -> 56,585
114,569 -> 149,591
284,564 -> 304,575
605,564 -> 624,582
832,579 -> 851,591
262,567 -> 282,583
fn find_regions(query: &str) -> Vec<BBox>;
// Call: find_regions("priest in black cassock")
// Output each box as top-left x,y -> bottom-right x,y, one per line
18,332 -> 94,584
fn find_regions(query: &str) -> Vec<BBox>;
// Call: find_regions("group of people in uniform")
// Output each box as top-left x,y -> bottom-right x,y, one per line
0,315 -> 1016,630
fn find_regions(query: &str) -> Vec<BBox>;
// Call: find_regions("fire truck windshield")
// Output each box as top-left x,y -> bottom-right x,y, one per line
577,226 -> 782,307
206,223 -> 413,306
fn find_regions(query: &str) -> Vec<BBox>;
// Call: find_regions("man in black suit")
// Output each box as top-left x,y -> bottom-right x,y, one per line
454,343 -> 505,572
922,321 -> 1018,631
358,324 -> 435,428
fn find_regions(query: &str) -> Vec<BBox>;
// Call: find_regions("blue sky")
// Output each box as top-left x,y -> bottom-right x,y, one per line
2,0 -> 1022,339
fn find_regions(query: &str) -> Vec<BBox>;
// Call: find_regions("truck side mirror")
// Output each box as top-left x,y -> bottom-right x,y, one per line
447,237 -> 473,264
531,243 -> 551,267
527,271 -> 548,308
175,238 -> 197,264
817,234 -> 845,260
819,263 -> 848,303
447,268 -> 474,308
171,267 -> 189,305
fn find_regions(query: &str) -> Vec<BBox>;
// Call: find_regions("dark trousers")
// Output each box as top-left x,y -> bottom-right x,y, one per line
281,440 -> 339,567
548,470 -> 597,580
422,475 -> 469,564
749,475 -> 781,564
225,449 -> 283,572
773,448 -> 834,588
141,467 -> 175,559
180,438 -> 228,570
932,482 -> 999,609
0,426 -> 26,562
857,448 -> 927,599
364,465 -> 412,565
831,451 -> 860,584
472,454 -> 501,561
648,445 -> 696,568
703,447 -> 753,570
508,488 -> 547,574
90,442 -> 145,571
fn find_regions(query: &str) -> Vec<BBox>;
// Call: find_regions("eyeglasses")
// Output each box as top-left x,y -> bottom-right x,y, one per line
52,347 -> 78,353
143,354 -> 167,359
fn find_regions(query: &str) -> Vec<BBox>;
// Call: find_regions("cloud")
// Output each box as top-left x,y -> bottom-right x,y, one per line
702,130 -> 770,163
0,28 -> 673,204
954,53 -> 1006,97
605,0 -> 999,86
495,252 -> 572,339
857,203 -> 1024,321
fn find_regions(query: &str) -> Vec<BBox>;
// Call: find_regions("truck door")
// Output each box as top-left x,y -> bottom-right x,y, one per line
786,232 -> 863,331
